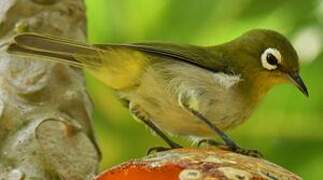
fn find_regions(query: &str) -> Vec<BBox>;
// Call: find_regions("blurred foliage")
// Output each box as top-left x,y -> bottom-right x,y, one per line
84,0 -> 323,178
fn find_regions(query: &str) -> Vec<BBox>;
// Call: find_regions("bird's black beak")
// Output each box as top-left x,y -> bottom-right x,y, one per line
288,72 -> 309,97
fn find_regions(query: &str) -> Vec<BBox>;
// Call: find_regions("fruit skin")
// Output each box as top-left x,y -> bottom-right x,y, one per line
95,148 -> 301,180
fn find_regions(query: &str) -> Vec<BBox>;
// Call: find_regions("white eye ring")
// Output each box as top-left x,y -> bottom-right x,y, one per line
261,48 -> 282,70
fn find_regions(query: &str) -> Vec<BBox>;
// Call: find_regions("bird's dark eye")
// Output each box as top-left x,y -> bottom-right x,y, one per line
261,48 -> 282,70
266,53 -> 278,65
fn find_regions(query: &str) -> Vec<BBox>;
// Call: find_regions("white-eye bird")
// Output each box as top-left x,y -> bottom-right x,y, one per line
7,29 -> 308,157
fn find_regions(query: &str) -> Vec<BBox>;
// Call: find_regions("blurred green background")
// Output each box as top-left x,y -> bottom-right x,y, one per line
84,0 -> 323,179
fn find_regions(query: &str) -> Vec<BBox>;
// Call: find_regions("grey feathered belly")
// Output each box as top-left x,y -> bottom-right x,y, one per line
119,61 -> 255,137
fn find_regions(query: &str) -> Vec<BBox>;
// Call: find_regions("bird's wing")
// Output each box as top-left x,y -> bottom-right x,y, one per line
97,42 -> 229,73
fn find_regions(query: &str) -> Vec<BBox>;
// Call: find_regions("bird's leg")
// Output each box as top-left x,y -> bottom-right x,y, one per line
129,103 -> 182,154
178,94 -> 263,158
190,109 -> 262,158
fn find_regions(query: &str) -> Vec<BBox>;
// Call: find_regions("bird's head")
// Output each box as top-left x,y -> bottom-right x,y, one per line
225,29 -> 308,97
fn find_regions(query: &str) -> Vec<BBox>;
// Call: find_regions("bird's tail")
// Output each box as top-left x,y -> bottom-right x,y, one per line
6,33 -> 150,90
6,33 -> 102,68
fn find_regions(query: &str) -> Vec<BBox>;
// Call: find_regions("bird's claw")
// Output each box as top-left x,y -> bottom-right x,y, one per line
198,139 -> 224,147
147,143 -> 182,155
234,147 -> 264,158
198,138 -> 263,158
147,146 -> 171,154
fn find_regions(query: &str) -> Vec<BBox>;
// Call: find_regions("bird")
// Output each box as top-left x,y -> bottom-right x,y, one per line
6,29 -> 308,157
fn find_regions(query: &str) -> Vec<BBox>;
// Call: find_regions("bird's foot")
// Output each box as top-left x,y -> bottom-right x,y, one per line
234,147 -> 263,158
147,146 -> 173,154
198,139 -> 263,158
198,138 -> 224,147
147,143 -> 182,155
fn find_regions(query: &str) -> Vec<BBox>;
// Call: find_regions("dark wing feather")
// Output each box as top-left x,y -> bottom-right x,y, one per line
96,42 -> 228,73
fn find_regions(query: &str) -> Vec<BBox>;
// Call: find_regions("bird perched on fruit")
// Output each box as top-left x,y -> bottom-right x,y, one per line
6,29 -> 308,157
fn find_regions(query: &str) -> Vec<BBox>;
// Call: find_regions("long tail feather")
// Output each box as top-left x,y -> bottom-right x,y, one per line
7,43 -> 84,67
7,33 -> 151,90
7,33 -> 102,68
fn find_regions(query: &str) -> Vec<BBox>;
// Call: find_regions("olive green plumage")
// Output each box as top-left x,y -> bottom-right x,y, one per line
6,29 -> 308,156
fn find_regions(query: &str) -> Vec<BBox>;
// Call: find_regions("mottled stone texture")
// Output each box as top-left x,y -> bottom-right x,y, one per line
0,0 -> 100,179
96,148 -> 302,180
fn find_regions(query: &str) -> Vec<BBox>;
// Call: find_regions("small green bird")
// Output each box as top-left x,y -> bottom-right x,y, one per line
7,29 -> 308,157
